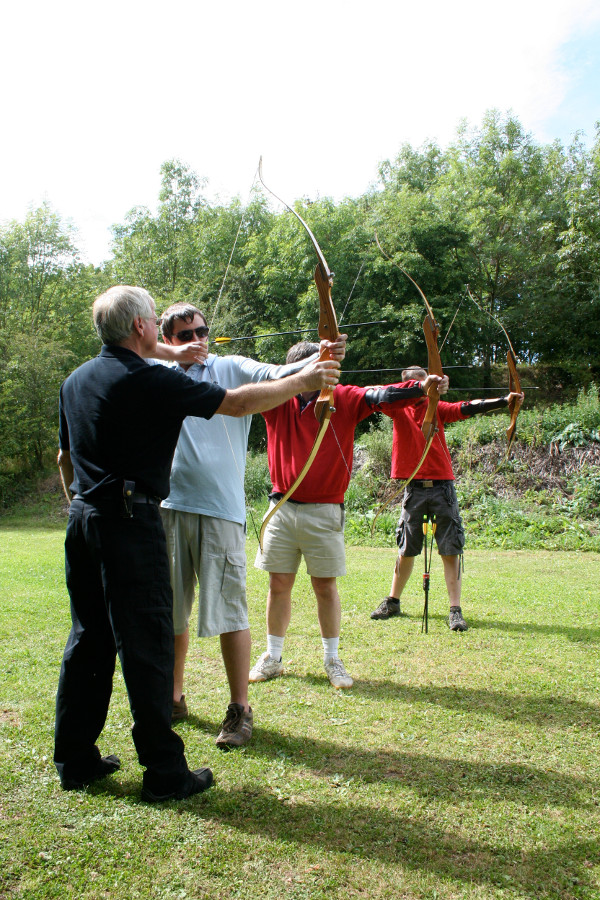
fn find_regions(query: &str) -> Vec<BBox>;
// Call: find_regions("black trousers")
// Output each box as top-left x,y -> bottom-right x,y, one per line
54,498 -> 192,794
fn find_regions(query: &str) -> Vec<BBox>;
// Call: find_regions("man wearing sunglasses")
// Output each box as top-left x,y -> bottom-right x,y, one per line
152,302 -> 347,749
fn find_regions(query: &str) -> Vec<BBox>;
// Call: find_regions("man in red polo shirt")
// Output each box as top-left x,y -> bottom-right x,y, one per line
250,344 -> 446,689
371,365 -> 524,631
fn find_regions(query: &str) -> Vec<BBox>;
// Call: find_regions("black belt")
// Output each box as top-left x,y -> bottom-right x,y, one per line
412,480 -> 452,488
72,493 -> 160,505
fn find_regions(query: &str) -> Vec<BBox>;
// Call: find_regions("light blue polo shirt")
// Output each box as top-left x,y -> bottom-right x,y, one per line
156,353 -> 315,525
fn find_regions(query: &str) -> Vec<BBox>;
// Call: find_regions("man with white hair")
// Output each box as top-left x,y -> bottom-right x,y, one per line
55,285 -> 340,802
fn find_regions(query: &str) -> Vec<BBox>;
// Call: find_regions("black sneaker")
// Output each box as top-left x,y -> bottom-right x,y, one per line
141,767 -> 213,803
449,607 -> 468,631
215,703 -> 253,750
370,597 -> 401,620
60,755 -> 121,791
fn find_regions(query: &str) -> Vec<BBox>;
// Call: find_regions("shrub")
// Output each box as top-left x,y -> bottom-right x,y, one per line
244,450 -> 271,502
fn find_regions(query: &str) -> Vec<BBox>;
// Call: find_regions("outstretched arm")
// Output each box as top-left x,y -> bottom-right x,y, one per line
265,334 -> 348,380
365,374 -> 448,409
460,390 -> 524,418
149,341 -> 208,365
216,358 -> 341,418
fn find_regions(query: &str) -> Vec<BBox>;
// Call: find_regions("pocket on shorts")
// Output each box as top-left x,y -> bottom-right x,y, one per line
395,519 -> 406,549
439,487 -> 465,554
220,550 -> 246,601
449,513 -> 466,553
442,483 -> 459,511
329,504 -> 345,533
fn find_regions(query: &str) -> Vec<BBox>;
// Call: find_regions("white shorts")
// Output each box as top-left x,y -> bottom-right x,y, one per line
254,501 -> 346,577
160,508 -> 248,637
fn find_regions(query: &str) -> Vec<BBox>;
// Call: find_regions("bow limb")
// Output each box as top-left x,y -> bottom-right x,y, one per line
258,157 -> 333,283
370,430 -> 436,537
374,231 -> 443,439
466,287 -> 524,457
257,159 -> 339,550
258,266 -> 337,550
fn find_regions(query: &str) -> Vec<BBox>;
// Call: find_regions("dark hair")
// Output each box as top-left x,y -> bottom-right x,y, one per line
161,302 -> 206,339
285,341 -> 319,365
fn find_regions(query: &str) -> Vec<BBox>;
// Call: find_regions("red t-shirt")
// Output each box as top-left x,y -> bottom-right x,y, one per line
382,397 -> 467,480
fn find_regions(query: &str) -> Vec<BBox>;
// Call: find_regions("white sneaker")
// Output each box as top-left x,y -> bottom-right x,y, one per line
249,651 -> 284,683
324,657 -> 353,689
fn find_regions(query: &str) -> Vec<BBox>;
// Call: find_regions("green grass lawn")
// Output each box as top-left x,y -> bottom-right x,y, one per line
1,522 -> 599,899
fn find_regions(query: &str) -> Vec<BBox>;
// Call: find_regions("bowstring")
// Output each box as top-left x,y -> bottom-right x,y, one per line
207,162 -> 260,335
327,260 -> 367,479
439,291 -> 467,353
338,260 -> 365,328
206,162 -> 262,542
330,419 -> 353,480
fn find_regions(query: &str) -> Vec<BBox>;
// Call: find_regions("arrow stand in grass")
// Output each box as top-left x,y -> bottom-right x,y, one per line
421,514 -> 436,633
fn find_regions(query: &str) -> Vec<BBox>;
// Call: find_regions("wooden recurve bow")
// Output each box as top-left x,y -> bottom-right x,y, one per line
257,158 -> 340,551
370,234 -> 444,535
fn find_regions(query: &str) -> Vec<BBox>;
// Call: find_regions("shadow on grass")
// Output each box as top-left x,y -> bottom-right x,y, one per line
100,772 -> 599,899
248,725 -> 598,811
292,666 -> 600,731
371,610 -> 600,643
344,680 -> 600,731
174,712 -> 596,812
464,617 -> 600,644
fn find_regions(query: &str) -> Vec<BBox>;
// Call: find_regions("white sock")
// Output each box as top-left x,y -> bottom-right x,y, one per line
322,636 -> 339,664
267,634 -> 284,661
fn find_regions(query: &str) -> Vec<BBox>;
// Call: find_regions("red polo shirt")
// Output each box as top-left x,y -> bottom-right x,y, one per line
262,385 -> 373,503
382,397 -> 467,480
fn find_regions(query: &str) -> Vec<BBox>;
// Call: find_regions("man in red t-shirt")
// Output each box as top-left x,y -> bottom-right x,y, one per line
251,344 -> 445,689
371,365 -> 524,631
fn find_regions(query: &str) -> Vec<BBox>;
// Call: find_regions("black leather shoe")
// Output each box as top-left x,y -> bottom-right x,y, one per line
141,767 -> 213,803
60,754 -> 121,790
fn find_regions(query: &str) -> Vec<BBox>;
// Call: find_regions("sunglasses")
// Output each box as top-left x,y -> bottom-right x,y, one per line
172,325 -> 209,342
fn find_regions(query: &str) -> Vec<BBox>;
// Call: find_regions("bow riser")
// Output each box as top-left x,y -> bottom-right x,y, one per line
421,315 -> 442,442
314,262 -> 339,422
506,349 -> 523,445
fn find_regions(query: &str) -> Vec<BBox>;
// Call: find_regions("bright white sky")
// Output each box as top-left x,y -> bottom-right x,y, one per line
1,0 -> 599,265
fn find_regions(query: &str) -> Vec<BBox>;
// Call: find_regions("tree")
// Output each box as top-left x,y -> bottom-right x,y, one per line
554,126 -> 600,372
0,202 -> 79,332
110,159 -> 207,302
440,111 -> 568,378
0,205 -> 86,491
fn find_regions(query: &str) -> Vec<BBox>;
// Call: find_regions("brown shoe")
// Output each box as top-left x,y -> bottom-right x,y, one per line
172,694 -> 189,722
215,703 -> 253,750
370,597 -> 401,620
449,607 -> 468,632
